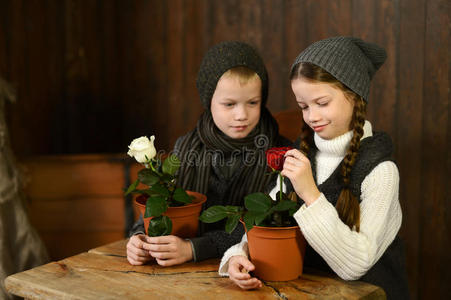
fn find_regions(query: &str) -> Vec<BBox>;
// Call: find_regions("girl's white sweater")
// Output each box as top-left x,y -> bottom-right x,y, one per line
218,121 -> 402,280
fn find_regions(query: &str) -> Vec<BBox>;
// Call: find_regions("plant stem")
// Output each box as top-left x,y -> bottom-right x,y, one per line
279,172 -> 283,202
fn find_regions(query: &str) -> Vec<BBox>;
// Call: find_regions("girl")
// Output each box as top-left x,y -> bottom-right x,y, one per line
220,37 -> 409,300
126,41 -> 290,267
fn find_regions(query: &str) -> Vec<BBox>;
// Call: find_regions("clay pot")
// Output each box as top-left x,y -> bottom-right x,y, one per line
244,223 -> 306,281
135,191 -> 206,238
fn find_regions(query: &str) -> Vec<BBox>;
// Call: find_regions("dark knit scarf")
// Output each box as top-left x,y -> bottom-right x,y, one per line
175,107 -> 279,206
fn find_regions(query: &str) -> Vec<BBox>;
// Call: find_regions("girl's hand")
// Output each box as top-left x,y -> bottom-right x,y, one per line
126,234 -> 154,265
281,149 -> 321,206
228,256 -> 262,290
143,235 -> 193,266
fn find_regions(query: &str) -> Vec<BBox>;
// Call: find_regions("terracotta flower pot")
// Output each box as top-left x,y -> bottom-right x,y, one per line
244,223 -> 306,281
135,191 -> 207,238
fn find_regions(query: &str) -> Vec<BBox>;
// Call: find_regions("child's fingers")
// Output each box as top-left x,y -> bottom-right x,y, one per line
285,149 -> 305,159
230,269 -> 252,280
232,256 -> 255,271
146,235 -> 174,244
149,251 -> 174,260
155,257 -> 180,267
233,277 -> 262,290
142,243 -> 172,252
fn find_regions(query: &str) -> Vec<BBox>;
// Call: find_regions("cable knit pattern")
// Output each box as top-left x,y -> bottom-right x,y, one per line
218,121 -> 402,281
294,162 -> 401,280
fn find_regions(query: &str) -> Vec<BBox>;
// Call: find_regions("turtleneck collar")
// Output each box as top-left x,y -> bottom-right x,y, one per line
314,120 -> 373,157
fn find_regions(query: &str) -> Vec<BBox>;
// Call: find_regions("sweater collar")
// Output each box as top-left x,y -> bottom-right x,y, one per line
314,120 -> 373,156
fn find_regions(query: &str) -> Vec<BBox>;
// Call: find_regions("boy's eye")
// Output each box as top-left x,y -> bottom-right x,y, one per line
223,103 -> 235,107
249,100 -> 259,105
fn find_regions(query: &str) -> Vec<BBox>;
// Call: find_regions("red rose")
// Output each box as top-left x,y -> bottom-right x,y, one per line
265,147 -> 293,171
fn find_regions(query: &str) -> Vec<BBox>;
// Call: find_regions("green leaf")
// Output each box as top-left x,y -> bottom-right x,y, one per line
225,215 -> 240,234
138,169 -> 159,186
255,212 -> 269,226
243,211 -> 257,227
173,188 -> 192,204
289,207 -> 299,216
244,192 -> 272,213
243,212 -> 256,232
124,179 -> 139,196
148,216 -> 172,236
272,200 -> 298,212
160,173 -> 174,183
144,195 -> 168,218
225,205 -> 241,213
199,206 -> 228,223
149,183 -> 170,198
162,154 -> 181,176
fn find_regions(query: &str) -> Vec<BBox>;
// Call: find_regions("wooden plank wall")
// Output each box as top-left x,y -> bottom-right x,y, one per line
20,154 -> 144,260
22,154 -> 127,260
0,1 -> 449,299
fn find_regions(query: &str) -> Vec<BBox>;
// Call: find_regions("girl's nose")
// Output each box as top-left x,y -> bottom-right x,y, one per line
307,107 -> 321,123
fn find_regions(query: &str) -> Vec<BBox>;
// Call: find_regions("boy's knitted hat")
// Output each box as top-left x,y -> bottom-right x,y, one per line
291,36 -> 387,102
196,41 -> 268,108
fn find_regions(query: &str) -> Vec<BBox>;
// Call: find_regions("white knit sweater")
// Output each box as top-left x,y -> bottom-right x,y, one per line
218,121 -> 402,280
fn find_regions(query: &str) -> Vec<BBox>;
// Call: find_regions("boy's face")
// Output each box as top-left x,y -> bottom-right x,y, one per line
291,78 -> 355,140
210,75 -> 262,139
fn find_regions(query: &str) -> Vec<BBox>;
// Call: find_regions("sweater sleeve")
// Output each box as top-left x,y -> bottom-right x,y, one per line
188,223 -> 245,262
128,215 -> 145,237
293,161 -> 402,280
218,234 -> 249,276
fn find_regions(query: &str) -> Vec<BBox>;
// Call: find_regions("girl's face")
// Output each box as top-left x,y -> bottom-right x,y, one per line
291,78 -> 355,140
210,75 -> 261,139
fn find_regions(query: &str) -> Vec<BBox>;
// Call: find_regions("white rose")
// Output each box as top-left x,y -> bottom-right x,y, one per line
127,136 -> 157,164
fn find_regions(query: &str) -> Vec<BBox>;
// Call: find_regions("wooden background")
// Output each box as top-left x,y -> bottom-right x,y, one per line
1,1 -> 450,299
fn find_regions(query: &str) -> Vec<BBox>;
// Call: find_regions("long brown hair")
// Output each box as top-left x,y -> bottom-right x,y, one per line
291,62 -> 366,232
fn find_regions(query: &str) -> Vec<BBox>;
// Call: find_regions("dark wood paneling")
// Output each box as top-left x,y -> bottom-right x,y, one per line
1,1 -> 450,299
398,0 -> 425,298
421,0 -> 450,299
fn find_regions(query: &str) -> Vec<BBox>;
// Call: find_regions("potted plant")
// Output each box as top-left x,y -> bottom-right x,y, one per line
199,147 -> 306,281
125,136 -> 206,237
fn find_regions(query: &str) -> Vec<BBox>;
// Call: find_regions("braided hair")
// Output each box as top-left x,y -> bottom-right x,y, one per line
292,63 -> 367,232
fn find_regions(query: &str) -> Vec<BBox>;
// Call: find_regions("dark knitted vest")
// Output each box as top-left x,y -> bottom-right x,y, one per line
303,132 -> 409,300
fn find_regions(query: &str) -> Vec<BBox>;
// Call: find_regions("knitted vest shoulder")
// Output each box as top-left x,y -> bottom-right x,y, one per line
308,131 -> 393,204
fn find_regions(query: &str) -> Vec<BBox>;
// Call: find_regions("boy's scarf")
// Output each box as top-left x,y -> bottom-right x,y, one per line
175,107 -> 279,206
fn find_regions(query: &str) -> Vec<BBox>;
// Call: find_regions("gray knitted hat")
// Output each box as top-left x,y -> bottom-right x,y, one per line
291,36 -> 387,102
196,41 -> 268,108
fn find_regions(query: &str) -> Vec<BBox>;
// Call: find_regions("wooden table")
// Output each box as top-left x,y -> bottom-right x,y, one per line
5,239 -> 386,299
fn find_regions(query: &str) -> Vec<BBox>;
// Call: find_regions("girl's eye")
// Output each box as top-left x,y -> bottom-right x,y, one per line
299,105 -> 308,110
249,101 -> 259,106
318,101 -> 329,106
223,103 -> 234,107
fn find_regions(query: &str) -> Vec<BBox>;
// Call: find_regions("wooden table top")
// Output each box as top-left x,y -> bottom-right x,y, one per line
5,239 -> 386,299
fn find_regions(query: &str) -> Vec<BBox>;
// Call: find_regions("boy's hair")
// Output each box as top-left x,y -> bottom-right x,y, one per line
220,66 -> 260,86
292,62 -> 366,232
196,41 -> 268,109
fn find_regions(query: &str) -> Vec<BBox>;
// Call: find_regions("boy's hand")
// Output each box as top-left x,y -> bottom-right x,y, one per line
126,234 -> 154,265
143,235 -> 193,266
228,256 -> 262,290
281,149 -> 321,206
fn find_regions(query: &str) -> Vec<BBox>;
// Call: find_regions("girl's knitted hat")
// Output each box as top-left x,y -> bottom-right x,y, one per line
196,41 -> 268,108
291,36 -> 387,102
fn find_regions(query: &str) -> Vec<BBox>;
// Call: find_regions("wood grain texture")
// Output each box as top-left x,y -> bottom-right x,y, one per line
1,1 -> 450,299
397,0 -> 425,298
420,0 -> 450,299
5,240 -> 386,300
